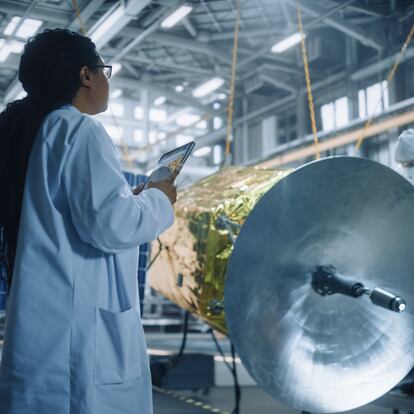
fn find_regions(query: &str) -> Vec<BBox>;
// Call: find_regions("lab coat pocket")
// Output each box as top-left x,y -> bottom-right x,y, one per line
94,307 -> 143,385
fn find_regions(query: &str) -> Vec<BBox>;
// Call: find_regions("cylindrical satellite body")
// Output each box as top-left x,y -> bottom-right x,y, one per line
150,157 -> 414,413
149,166 -> 291,333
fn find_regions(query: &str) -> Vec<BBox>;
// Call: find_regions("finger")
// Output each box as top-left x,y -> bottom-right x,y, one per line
132,183 -> 144,195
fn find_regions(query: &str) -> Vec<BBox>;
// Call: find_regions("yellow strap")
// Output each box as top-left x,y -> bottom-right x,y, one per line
225,0 -> 241,164
355,23 -> 414,152
296,0 -> 320,160
71,0 -> 86,35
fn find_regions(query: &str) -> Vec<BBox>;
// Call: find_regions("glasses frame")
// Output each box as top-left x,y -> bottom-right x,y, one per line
95,65 -> 112,79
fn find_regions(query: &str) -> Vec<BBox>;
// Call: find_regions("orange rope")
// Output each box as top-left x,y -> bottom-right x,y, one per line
225,0 -> 241,164
296,0 -> 320,160
355,23 -> 414,152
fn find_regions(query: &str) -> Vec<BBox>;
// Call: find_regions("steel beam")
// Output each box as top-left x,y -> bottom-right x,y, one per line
280,0 -> 383,51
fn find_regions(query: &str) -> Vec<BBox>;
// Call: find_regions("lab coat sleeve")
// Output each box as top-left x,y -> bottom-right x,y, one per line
62,118 -> 174,253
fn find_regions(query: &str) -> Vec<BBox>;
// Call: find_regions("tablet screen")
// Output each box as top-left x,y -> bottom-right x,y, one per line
155,142 -> 195,174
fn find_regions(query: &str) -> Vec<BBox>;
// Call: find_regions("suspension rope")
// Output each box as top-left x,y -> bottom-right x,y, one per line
71,0 -> 86,35
224,0 -> 241,165
355,23 -> 414,152
296,0 -> 320,160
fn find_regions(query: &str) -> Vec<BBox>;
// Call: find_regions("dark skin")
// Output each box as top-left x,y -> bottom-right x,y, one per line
71,57 -> 177,205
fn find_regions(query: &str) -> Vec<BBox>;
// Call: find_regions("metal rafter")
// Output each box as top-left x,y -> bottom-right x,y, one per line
280,0 -> 383,51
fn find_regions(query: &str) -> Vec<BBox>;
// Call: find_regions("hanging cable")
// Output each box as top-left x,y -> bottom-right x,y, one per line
210,329 -> 241,414
224,0 -> 241,165
355,23 -> 414,152
296,0 -> 320,160
71,0 -> 87,35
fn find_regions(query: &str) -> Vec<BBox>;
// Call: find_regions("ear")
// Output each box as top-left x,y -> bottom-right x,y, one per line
79,66 -> 92,88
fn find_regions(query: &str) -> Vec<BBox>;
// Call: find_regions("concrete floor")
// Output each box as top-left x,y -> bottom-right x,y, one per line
153,385 -> 414,414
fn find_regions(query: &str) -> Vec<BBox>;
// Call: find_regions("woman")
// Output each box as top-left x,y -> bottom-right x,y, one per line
0,29 -> 176,413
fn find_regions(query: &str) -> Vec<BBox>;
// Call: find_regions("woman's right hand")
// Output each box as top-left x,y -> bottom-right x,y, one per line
147,178 -> 177,205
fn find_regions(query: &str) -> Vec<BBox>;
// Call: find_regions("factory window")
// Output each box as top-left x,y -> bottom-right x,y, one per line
213,117 -> 223,130
103,124 -> 123,142
134,129 -> 157,144
134,106 -> 167,122
104,103 -> 124,117
321,96 -> 349,132
358,81 -> 389,118
213,145 -> 222,165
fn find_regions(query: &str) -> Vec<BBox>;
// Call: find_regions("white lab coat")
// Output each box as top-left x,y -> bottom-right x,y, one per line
0,105 -> 174,413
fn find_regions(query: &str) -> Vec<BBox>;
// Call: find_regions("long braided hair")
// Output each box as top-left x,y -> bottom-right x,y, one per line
0,29 -> 100,285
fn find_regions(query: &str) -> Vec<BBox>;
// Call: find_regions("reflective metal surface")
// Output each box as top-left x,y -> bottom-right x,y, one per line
149,166 -> 291,333
225,157 -> 414,412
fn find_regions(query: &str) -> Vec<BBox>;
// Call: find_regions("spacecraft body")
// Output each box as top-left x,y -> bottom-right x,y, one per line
150,157 -> 414,412
150,166 -> 291,333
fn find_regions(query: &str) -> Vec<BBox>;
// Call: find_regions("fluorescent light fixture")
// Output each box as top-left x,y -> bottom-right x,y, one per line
0,40 -> 24,63
176,134 -> 193,146
4,79 -> 24,103
271,32 -> 304,53
9,40 -> 24,53
175,85 -> 184,92
193,77 -> 224,98
153,96 -> 166,106
110,88 -> 122,99
176,113 -> 200,127
4,16 -> 42,39
218,93 -> 226,100
196,120 -> 207,129
16,90 -> 27,100
161,5 -> 193,29
4,16 -> 20,36
193,146 -> 211,157
89,4 -> 125,47
112,63 -> 122,76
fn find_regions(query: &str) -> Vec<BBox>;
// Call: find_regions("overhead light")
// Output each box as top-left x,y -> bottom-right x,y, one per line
0,39 -> 24,62
271,32 -> 304,53
213,102 -> 221,110
218,93 -> 226,100
110,88 -> 122,99
4,17 -> 42,39
161,4 -> 193,29
176,113 -> 200,127
193,146 -> 212,157
89,4 -> 126,48
87,1 -> 150,49
158,131 -> 167,139
16,90 -> 27,100
193,77 -> 225,98
154,96 -> 166,106
112,63 -> 122,76
4,79 -> 24,103
175,85 -> 184,92
4,16 -> 20,36
196,120 -> 207,129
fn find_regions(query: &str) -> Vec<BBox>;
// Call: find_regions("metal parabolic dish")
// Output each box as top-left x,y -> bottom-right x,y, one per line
225,156 -> 414,413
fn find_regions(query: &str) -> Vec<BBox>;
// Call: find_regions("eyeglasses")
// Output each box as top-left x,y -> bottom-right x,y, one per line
95,65 -> 112,79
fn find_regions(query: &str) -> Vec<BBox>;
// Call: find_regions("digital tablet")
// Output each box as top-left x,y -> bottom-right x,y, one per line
145,141 -> 195,186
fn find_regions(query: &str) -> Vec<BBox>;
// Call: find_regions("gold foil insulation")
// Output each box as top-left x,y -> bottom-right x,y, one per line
149,166 -> 291,334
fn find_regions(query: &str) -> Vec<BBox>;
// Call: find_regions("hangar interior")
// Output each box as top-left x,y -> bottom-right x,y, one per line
1,0 -> 414,413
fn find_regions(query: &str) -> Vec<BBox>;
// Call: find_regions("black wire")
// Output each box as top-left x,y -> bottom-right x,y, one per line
170,310 -> 189,367
230,342 -> 240,414
210,329 -> 241,414
146,237 -> 162,271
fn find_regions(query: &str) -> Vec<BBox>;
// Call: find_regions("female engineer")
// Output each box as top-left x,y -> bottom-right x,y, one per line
0,29 -> 176,414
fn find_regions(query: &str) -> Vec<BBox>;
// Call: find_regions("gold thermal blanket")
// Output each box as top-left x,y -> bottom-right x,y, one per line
149,166 -> 291,334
